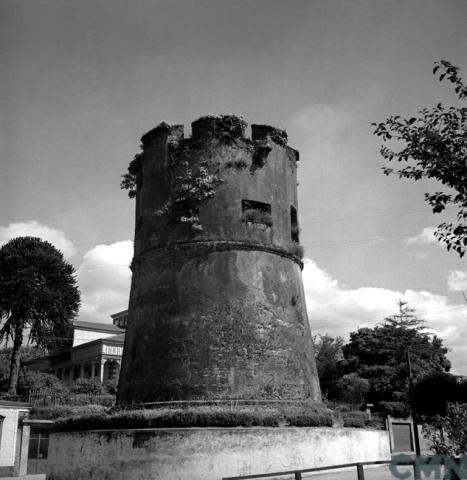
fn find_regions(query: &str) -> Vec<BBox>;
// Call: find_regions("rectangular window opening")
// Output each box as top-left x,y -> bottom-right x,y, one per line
291,206 -> 299,242
241,200 -> 272,227
28,428 -> 49,459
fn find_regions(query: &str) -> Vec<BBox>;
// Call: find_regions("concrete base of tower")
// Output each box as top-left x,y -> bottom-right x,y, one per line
118,246 -> 321,405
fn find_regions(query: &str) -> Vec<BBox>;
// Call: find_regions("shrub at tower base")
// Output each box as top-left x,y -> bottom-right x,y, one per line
118,115 -> 321,405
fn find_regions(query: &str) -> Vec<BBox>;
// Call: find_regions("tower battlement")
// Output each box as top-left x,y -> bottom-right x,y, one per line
131,117 -> 303,269
140,115 -> 295,149
118,115 -> 320,405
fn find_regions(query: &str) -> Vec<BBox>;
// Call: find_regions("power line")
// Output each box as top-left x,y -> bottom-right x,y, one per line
300,210 -> 428,225
76,232 -> 420,271
302,233 -> 413,249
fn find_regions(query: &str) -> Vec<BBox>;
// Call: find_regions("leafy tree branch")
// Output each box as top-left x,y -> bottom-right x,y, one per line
373,60 -> 467,257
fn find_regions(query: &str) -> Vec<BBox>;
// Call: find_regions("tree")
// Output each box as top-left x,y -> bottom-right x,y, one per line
341,301 -> 451,406
0,346 -> 46,389
336,373 -> 370,407
413,371 -> 467,417
373,60 -> 467,257
422,403 -> 467,456
314,334 -> 345,399
16,371 -> 69,402
0,237 -> 80,395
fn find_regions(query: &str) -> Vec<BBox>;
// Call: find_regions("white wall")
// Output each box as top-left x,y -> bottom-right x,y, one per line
0,408 -> 27,467
45,427 -> 391,480
72,329 -> 115,347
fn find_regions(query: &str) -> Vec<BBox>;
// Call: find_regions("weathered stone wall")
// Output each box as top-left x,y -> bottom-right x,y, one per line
44,427 -> 391,480
118,115 -> 320,404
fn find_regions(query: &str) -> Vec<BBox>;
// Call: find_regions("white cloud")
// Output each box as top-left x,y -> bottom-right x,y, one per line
0,222 -> 133,325
77,241 -> 133,323
406,226 -> 438,246
448,270 -> 467,292
290,103 -> 353,163
0,220 -> 76,258
303,258 -> 467,375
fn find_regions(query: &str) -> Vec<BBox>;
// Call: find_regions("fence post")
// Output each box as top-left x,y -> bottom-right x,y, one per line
357,463 -> 365,480
294,472 -> 302,480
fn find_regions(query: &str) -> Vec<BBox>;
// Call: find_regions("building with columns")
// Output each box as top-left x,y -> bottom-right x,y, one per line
23,315 -> 126,386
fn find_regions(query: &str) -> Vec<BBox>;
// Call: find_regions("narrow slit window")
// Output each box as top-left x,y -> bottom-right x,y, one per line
291,206 -> 299,242
241,200 -> 272,227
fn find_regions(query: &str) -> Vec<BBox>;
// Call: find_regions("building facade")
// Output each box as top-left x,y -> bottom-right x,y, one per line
0,400 -> 31,477
24,317 -> 126,386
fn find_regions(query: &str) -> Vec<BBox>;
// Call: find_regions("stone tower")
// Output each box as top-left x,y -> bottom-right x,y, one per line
117,115 -> 321,405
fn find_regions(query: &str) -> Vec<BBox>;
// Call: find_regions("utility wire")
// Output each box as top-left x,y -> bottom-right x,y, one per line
300,210 -> 428,225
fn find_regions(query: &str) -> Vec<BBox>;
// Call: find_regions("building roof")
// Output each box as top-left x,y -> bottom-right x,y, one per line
110,309 -> 128,319
103,333 -> 125,343
0,400 -> 31,409
73,320 -> 122,333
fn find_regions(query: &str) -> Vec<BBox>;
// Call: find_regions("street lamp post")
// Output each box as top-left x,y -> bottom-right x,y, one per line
407,347 -> 421,456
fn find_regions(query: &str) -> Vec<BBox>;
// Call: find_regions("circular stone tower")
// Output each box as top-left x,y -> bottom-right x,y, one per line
117,115 -> 321,404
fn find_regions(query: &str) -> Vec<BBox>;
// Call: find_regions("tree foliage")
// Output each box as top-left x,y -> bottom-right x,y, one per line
336,373 -> 370,405
16,370 -> 69,402
373,60 -> 467,257
71,378 -> 107,396
0,346 -> 45,388
422,403 -> 467,456
413,371 -> 467,417
0,237 -> 80,394
314,334 -> 344,399
341,301 -> 451,405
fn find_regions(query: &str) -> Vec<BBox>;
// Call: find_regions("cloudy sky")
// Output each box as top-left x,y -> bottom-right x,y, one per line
1,0 -> 466,373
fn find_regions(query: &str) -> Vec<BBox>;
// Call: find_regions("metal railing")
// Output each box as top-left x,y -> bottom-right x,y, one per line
28,389 -> 115,406
222,459 -> 421,480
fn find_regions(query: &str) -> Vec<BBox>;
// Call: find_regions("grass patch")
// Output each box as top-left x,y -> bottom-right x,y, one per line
32,402 -> 382,431
341,411 -> 385,429
241,209 -> 273,227
51,403 -> 334,432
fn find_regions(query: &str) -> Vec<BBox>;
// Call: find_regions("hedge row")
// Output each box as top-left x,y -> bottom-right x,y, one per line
50,404 -> 334,431
30,404 -> 111,420
341,411 -> 385,429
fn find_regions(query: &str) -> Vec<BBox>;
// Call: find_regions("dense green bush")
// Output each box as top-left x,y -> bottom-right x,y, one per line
17,371 -> 69,401
105,379 -> 118,395
422,403 -> 467,455
30,402 -> 382,431
414,372 -> 467,417
52,403 -> 334,432
286,411 -> 333,427
341,411 -> 384,429
241,209 -> 273,227
378,401 -> 411,418
30,404 -> 110,420
71,378 -> 107,395
69,393 -> 115,407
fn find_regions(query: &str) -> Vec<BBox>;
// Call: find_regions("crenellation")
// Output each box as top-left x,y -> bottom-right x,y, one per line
140,121 -> 182,149
285,145 -> 300,162
168,124 -> 184,143
191,114 -> 247,140
251,124 -> 288,146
